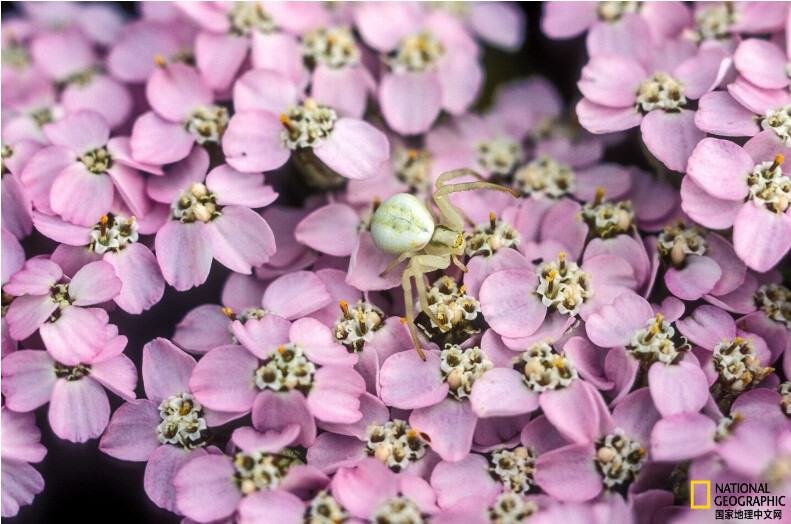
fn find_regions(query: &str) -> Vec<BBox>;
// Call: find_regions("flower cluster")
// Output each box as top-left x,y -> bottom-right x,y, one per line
2,2 -> 790,523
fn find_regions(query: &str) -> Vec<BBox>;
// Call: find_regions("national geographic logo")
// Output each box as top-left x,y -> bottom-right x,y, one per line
690,481 -> 786,520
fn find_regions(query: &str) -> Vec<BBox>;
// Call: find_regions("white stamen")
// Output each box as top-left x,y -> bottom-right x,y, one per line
535,254 -> 593,317
155,392 -> 208,449
475,136 -> 523,177
755,284 -> 791,329
185,106 -> 228,144
595,429 -> 646,488
301,26 -> 360,69
489,447 -> 536,494
440,345 -> 492,400
280,100 -> 338,150
518,341 -> 578,392
254,343 -> 316,392
636,72 -> 686,112
386,31 -> 444,74
364,420 -> 427,472
514,157 -> 576,199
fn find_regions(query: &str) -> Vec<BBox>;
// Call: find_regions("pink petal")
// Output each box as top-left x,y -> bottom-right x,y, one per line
0,349 -> 56,412
290,317 -> 355,365
564,336 -> 613,390
648,360 -> 709,417
174,454 -> 241,523
686,138 -> 752,200
207,206 -> 276,274
222,110 -> 290,173
331,459 -> 399,519
105,243 -> 165,314
665,255 -> 722,301
679,175 -> 742,229
99,399 -> 161,461
354,2 -> 419,51
576,98 -> 642,134
650,412 -> 717,461
42,110 -> 109,152
146,63 -> 212,122
540,2 -> 596,39
107,163 -> 151,218
194,31 -> 248,93
605,347 -> 640,402
250,32 -> 307,90
379,72 -> 442,135
409,397 -> 477,462
728,76 -> 791,115
587,14 -> 651,66
379,350 -> 448,409
345,232 -> 404,291
40,307 -> 107,366
539,380 -> 602,444
130,111 -> 195,165
155,220 -> 213,291
733,204 -> 791,272
190,344 -> 259,413
437,51 -> 483,114
305,433 -> 367,474
68,259 -> 122,305
50,163 -> 114,226
533,443 -> 602,502
48,378 -> 110,442
238,490 -> 305,524
705,234 -> 746,296
232,69 -> 298,113
479,269 -> 545,338
694,91 -> 760,137
641,109 -> 704,172
314,118 -> 390,181
145,445 -> 203,513
173,304 -> 233,354
470,367 -> 538,417
143,337 -> 196,403
206,165 -> 278,208
311,65 -> 370,119
295,204 -> 359,257
19,146 -> 74,215
251,390 -> 316,448
585,292 -> 653,348
4,258 -> 62,296
1,458 -> 44,517
90,354 -> 138,401
676,304 -> 737,348
4,295 -> 57,341
61,76 -> 133,131
308,366 -> 365,424
260,272 -> 331,321
232,314 -> 292,360
578,54 -> 644,107
468,2 -> 525,50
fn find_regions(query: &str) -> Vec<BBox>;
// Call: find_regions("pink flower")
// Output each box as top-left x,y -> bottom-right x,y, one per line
99,339 -> 232,513
682,136 -> 791,271
130,62 -> 227,165
576,47 -> 730,171
173,269 -> 332,354
30,29 -> 132,129
4,258 -> 121,364
222,69 -> 389,181
148,146 -> 278,290
190,315 -> 365,447
354,2 -> 483,135
329,458 -> 439,520
1,139 -> 40,239
1,337 -> 136,442
734,38 -> 791,92
533,387 -> 658,503
173,440 -> 330,523
1,407 -> 47,517
695,80 -> 791,140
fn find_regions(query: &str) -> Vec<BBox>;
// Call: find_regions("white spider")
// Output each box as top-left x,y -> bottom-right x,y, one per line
370,169 -> 518,360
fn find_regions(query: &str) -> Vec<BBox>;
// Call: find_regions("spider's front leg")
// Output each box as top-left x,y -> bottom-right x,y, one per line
400,265 -> 427,361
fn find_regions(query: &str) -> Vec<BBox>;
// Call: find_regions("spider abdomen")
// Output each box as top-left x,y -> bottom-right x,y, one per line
371,193 -> 435,255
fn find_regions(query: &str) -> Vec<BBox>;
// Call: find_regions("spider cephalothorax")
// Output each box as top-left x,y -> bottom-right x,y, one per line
370,169 -> 518,360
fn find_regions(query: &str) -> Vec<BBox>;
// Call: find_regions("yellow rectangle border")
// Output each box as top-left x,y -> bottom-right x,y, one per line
690,481 -> 711,509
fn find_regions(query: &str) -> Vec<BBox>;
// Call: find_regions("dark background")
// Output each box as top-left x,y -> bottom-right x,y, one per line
0,2 -> 635,523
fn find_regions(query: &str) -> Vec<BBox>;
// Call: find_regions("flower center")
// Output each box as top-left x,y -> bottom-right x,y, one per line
488,492 -> 538,524
712,337 -> 773,394
580,188 -> 634,239
466,213 -> 520,257
80,146 -> 112,174
440,344 -> 492,400
56,66 -> 101,89
597,1 -> 640,21
301,26 -> 360,69
156,392 -> 209,449
53,362 -> 91,380
475,136 -> 523,177
713,413 -> 743,442
2,43 -> 29,69
428,1 -> 469,16
417,276 -> 481,345
49,283 -> 72,317
306,491 -> 349,523
488,446 -> 536,494
254,343 -> 316,394
754,284 -> 791,329
364,419 -> 427,472
514,157 -> 576,199
779,382 -> 791,417
636,72 -> 686,112
693,3 -> 737,42
185,106 -> 228,145
747,155 -> 790,213
515,341 -> 578,392
232,449 -> 300,495
279,98 -> 338,150
30,107 -> 55,128
628,313 -> 680,365
1,143 -> 13,175
762,106 -> 791,144
228,1 -> 275,36
535,252 -> 593,316
334,300 -> 384,352
89,214 -> 138,254
595,429 -> 646,489
386,31 -> 445,74
171,183 -> 221,223
370,497 -> 424,524
393,148 -> 433,194
657,221 -> 708,267
224,307 -> 269,343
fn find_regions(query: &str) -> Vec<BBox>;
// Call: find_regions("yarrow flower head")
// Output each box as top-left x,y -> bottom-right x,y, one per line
580,189 -> 634,239
364,419 -> 427,472
754,284 -> 791,329
535,252 -> 593,317
440,344 -> 493,400
513,156 -> 576,199
515,341 -> 578,392
334,300 -> 384,352
466,213 -> 520,258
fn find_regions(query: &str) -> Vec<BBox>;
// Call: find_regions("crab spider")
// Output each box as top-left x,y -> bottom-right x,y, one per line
371,169 -> 519,360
